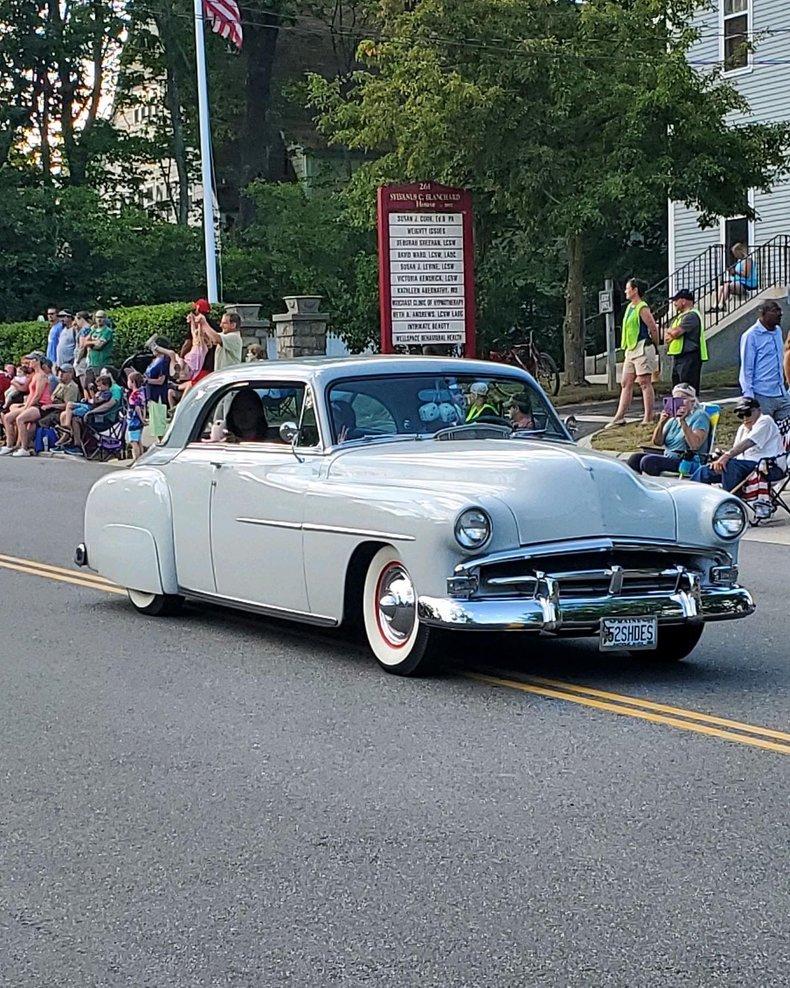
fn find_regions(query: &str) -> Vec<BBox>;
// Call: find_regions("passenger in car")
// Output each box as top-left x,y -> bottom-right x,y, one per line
224,388 -> 269,443
332,399 -> 360,442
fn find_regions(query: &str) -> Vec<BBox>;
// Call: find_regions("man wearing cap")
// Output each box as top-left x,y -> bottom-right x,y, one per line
39,365 -> 80,430
46,309 -> 71,365
739,300 -> 790,421
665,290 -> 707,395
465,382 -> 499,422
691,397 -> 785,491
55,311 -> 78,370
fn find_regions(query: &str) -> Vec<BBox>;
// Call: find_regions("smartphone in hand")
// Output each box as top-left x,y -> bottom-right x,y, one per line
662,396 -> 684,416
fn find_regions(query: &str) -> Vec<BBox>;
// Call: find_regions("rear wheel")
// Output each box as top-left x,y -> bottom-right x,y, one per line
127,589 -> 184,616
362,546 -> 434,675
537,353 -> 560,396
633,623 -> 704,662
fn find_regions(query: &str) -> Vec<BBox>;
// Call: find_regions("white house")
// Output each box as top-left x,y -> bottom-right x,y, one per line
670,0 -> 790,273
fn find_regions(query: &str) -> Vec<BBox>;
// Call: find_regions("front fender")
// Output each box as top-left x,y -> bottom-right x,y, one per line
83,467 -> 178,594
665,480 -> 745,561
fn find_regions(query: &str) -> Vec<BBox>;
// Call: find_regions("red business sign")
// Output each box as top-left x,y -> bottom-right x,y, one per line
377,182 -> 475,356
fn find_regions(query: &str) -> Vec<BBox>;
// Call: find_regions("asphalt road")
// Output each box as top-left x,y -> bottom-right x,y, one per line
1,457 -> 788,987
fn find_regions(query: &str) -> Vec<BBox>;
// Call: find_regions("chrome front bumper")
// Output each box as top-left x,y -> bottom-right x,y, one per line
417,585 -> 755,632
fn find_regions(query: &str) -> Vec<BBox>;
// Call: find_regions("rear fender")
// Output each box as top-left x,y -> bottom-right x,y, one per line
83,468 -> 178,594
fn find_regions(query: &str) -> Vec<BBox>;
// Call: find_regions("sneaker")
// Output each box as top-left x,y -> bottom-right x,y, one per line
63,446 -> 84,457
0,446 -> 13,456
11,448 -> 31,457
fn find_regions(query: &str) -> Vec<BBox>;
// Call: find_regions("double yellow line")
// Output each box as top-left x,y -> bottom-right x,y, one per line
467,672 -> 790,755
0,552 -> 125,596
0,550 -> 786,754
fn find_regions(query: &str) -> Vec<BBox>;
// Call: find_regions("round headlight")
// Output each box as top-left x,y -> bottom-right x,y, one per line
713,499 -> 746,540
455,508 -> 491,549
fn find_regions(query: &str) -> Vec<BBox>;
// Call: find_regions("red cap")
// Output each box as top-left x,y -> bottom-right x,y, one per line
193,298 -> 211,314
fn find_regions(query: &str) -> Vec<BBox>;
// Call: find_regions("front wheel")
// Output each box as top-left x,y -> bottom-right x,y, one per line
127,589 -> 184,616
633,623 -> 704,662
362,546 -> 434,675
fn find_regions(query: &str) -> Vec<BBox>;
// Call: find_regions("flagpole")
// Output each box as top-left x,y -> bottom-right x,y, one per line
193,0 -> 219,304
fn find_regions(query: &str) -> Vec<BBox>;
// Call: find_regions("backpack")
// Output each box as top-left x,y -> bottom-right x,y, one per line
35,425 -> 58,454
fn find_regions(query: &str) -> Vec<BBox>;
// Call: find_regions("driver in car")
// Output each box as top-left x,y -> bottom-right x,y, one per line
508,397 -> 535,431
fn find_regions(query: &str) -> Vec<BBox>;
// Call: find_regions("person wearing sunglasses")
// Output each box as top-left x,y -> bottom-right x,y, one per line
691,397 -> 785,491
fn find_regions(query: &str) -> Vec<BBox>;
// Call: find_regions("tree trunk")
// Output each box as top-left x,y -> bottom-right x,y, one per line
154,5 -> 190,226
562,232 -> 586,385
238,13 -> 282,229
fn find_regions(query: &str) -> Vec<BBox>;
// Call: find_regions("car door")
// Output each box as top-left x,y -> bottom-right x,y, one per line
209,381 -> 324,615
167,443 -> 222,594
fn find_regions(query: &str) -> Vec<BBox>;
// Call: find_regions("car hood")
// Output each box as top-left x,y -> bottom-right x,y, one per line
327,440 -> 677,543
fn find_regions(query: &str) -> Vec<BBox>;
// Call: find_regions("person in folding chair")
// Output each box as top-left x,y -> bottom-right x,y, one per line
735,414 -> 790,521
626,383 -> 710,476
691,397 -> 786,492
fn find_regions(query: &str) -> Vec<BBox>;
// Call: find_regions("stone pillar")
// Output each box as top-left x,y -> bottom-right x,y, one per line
223,302 -> 271,357
272,295 -> 330,359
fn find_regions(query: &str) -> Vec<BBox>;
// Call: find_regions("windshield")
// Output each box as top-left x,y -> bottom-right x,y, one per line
327,373 -> 568,444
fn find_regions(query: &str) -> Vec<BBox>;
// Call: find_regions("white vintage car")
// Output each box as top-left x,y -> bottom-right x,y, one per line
77,356 -> 754,674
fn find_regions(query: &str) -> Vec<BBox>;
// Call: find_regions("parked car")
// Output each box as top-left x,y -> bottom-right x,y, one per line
77,356 -> 754,675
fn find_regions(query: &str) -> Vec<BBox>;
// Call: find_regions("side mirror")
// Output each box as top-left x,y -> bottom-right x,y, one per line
563,415 -> 578,438
279,421 -> 300,444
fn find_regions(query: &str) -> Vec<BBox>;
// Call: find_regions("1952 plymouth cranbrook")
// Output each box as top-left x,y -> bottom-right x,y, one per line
77,356 -> 754,675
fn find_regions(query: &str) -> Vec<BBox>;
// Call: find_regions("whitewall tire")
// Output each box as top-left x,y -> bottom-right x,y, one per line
127,589 -> 184,616
362,546 -> 433,675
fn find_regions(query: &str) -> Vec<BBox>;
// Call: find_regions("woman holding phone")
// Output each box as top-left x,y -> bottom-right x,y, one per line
627,384 -> 710,476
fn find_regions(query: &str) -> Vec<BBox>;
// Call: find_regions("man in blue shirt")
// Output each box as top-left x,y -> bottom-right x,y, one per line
44,306 -> 60,364
739,301 -> 790,420
46,309 -> 73,366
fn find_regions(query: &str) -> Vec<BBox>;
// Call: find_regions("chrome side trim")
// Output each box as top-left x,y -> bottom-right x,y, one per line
303,523 -> 415,542
182,588 -> 338,627
237,517 -> 302,530
235,517 -> 415,542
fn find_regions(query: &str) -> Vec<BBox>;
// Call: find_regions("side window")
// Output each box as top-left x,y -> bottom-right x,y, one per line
723,0 -> 749,73
192,382 -> 318,446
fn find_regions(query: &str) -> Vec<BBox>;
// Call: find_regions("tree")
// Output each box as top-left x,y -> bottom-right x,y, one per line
308,0 -> 790,381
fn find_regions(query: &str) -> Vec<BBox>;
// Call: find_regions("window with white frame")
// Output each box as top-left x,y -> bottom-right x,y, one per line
723,0 -> 750,72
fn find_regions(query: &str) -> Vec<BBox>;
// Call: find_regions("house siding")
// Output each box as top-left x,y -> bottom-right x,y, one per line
671,0 -> 790,275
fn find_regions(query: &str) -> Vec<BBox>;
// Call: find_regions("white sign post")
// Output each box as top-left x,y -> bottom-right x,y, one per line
601,279 -> 617,391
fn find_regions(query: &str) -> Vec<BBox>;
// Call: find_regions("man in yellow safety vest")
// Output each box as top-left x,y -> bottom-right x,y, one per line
665,288 -> 708,395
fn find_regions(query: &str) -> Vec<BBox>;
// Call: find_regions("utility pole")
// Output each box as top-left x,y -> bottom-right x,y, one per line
193,0 -> 219,303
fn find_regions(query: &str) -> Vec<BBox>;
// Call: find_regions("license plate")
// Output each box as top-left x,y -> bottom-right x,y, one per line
599,616 -> 657,651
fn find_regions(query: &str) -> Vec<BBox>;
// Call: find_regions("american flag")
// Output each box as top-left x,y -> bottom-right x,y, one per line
203,0 -> 243,50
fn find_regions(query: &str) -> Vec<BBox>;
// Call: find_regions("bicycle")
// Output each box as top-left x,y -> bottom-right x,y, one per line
488,329 -> 561,396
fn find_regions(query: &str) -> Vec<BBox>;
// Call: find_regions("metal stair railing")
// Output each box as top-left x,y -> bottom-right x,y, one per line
653,234 -> 790,337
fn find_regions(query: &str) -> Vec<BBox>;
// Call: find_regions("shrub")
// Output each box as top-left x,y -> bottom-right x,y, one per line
0,321 -> 48,364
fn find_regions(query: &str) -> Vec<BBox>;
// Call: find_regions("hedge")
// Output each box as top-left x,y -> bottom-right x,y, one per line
0,302 -> 223,366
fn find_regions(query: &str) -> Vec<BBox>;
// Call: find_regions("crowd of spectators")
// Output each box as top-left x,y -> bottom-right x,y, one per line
0,300 -> 251,460
625,298 -> 789,514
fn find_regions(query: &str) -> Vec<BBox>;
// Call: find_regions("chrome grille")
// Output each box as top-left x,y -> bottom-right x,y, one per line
476,549 -> 703,600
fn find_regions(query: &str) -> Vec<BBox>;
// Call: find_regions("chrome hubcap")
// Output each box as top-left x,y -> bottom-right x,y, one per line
377,564 -> 416,645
